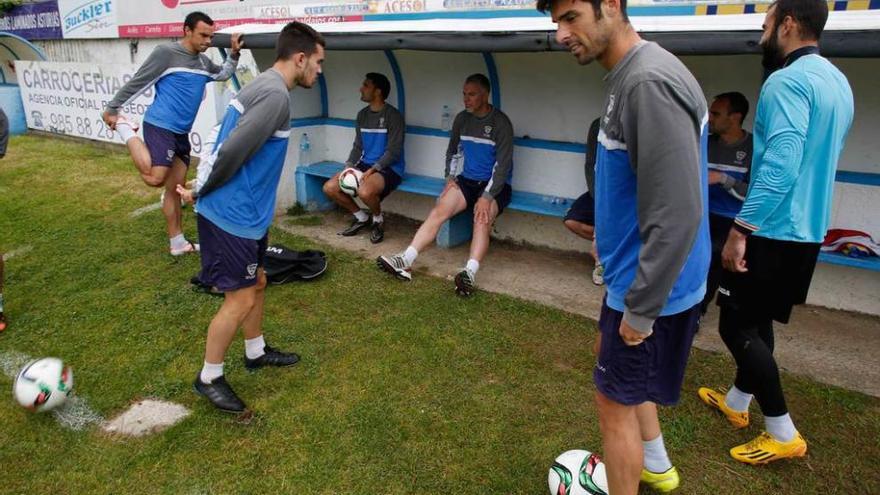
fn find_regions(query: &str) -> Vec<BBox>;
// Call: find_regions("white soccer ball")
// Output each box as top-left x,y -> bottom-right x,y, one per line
13,357 -> 74,412
338,167 -> 364,197
548,449 -> 609,495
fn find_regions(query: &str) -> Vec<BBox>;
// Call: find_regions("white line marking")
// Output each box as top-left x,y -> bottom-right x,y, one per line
129,202 -> 162,218
2,245 -> 33,261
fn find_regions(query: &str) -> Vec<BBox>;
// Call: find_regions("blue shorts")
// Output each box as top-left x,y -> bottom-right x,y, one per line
593,299 -> 700,406
563,192 -> 595,226
356,162 -> 401,200
197,215 -> 267,292
144,122 -> 191,167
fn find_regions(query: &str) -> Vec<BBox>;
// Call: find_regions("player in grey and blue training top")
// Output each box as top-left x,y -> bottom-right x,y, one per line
323,73 -> 405,244
542,0 -> 710,492
102,12 -> 242,257
175,22 -> 326,415
377,74 -> 514,297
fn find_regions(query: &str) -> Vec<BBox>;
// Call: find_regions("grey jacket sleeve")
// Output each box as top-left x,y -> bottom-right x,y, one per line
482,114 -> 514,200
444,113 -> 464,178
621,80 -> 704,334
105,45 -> 170,115
373,108 -> 405,171
197,91 -> 290,198
0,108 -> 8,158
346,109 -> 365,167
720,173 -> 749,201
203,52 -> 239,81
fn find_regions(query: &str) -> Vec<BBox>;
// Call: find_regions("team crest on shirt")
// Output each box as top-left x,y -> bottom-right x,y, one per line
379,117 -> 385,127
736,150 -> 747,162
483,125 -> 493,137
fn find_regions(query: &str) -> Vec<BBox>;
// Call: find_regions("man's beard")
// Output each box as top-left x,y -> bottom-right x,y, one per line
761,27 -> 784,74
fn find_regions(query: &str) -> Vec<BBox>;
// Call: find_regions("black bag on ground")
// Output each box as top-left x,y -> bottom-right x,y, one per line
263,245 -> 328,284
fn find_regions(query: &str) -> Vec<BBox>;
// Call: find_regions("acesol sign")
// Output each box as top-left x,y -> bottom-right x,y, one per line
373,0 -> 428,13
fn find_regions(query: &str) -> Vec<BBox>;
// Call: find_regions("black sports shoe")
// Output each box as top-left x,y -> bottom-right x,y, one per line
338,218 -> 370,236
454,268 -> 476,297
193,374 -> 247,413
244,345 -> 301,371
370,222 -> 384,244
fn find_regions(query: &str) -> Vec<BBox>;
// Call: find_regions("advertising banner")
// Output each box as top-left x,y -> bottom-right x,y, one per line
58,0 -> 118,38
0,1 -> 63,40
16,60 -> 219,156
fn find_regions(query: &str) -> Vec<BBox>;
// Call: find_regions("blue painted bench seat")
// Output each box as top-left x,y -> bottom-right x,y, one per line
295,161 -> 572,248
817,251 -> 880,271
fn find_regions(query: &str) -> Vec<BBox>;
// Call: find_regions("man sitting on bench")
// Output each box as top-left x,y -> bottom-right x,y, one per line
377,73 -> 513,297
322,73 -> 405,244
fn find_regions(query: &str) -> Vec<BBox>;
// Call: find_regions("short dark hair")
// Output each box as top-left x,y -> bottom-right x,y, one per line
183,11 -> 213,32
769,0 -> 828,41
714,92 -> 750,123
365,72 -> 391,100
276,22 -> 326,62
536,0 -> 629,22
464,73 -> 491,93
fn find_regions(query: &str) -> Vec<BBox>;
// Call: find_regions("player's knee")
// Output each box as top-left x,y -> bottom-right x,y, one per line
142,174 -> 165,188
322,178 -> 337,195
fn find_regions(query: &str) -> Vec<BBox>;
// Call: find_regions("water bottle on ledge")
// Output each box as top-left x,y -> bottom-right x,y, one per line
298,133 -> 311,166
441,105 -> 452,132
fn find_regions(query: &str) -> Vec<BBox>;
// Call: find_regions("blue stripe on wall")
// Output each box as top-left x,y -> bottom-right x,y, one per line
384,50 -> 406,116
482,52 -> 501,109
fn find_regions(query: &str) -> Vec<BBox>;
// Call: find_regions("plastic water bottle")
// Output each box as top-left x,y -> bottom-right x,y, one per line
441,105 -> 452,132
298,133 -> 311,166
449,144 -> 463,177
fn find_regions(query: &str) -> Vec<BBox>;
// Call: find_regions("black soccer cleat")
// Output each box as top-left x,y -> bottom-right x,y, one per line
370,222 -> 384,244
193,374 -> 247,414
244,346 -> 301,371
338,218 -> 370,236
454,268 -> 476,297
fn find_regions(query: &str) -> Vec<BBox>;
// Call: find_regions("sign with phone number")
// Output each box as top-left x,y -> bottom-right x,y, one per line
15,60 -> 218,156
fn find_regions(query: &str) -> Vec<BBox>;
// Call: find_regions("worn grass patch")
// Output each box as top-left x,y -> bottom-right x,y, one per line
0,135 -> 878,494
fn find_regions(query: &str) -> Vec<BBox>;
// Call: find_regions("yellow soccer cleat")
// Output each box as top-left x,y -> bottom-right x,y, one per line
698,387 -> 749,429
640,466 -> 680,493
730,431 -> 808,465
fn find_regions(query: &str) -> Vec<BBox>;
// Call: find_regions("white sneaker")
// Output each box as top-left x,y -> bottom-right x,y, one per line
377,253 -> 412,281
592,263 -> 605,286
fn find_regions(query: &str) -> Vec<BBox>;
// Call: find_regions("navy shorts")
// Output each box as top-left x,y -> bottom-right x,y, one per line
455,176 -> 513,215
356,162 -> 402,200
594,299 -> 701,406
197,215 -> 267,292
143,122 -> 191,167
563,191 -> 596,226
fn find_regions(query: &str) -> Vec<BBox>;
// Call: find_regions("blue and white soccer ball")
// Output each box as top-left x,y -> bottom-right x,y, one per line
548,449 -> 609,495
13,357 -> 74,412
338,167 -> 364,197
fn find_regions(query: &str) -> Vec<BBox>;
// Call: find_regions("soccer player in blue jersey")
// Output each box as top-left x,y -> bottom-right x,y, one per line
377,74 -> 514,297
323,73 -> 405,244
176,22 -> 325,414
701,0 -> 853,465
102,12 -> 242,256
542,0 -> 710,492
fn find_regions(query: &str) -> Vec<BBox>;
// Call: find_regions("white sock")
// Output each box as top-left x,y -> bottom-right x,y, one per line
466,259 -> 480,274
354,210 -> 369,222
199,361 -> 224,384
245,335 -> 267,360
765,413 -> 797,442
403,246 -> 418,266
116,121 -> 137,143
643,434 -> 673,473
372,213 -> 384,224
169,233 -> 188,250
724,386 -> 753,412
